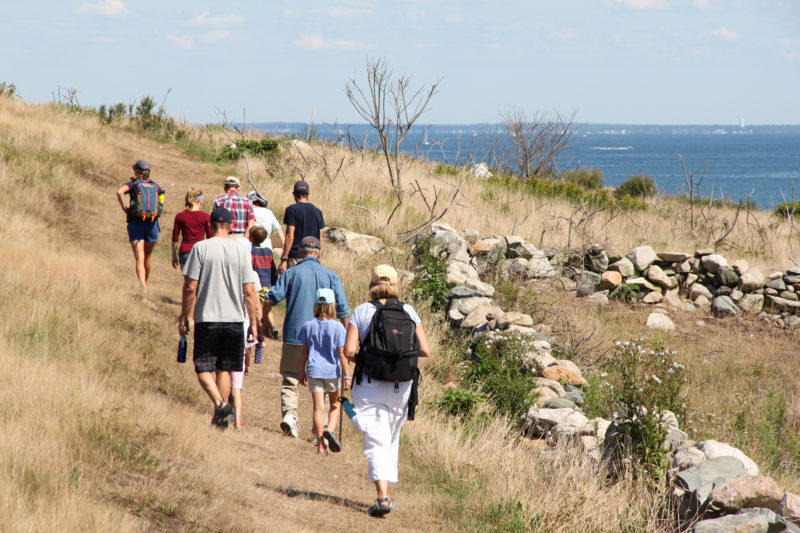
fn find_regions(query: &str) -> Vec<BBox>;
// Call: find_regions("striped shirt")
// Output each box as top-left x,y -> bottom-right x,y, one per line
213,191 -> 255,233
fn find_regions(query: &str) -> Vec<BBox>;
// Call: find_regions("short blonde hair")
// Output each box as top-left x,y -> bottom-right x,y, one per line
313,302 -> 337,319
184,188 -> 203,209
369,281 -> 399,300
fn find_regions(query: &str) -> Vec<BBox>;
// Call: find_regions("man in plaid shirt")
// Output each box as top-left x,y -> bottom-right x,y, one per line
213,176 -> 255,237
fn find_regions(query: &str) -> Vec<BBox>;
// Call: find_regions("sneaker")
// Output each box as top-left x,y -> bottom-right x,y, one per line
323,429 -> 341,453
280,413 -> 299,438
212,401 -> 233,429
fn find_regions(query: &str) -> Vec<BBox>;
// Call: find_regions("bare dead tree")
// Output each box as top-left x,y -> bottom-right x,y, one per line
499,108 -> 576,180
346,58 -> 441,224
779,183 -> 799,266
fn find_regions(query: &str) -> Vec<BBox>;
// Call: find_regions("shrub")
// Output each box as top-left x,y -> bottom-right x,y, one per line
463,332 -> 539,424
611,283 -> 641,302
437,388 -> 485,418
614,174 -> 656,199
433,163 -> 458,176
410,236 -> 451,312
774,201 -> 800,219
219,138 -> 281,161
562,168 -> 603,190
602,339 -> 687,482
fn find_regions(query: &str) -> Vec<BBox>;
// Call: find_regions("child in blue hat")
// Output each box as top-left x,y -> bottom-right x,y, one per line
298,287 -> 349,454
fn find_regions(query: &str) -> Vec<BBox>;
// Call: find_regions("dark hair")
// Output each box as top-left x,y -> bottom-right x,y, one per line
211,221 -> 231,231
293,191 -> 309,199
249,226 -> 267,246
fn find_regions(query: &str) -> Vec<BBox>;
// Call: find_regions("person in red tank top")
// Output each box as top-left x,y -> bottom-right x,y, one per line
172,188 -> 212,269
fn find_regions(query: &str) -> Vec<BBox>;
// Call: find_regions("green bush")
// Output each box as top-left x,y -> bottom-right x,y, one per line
774,201 -> 800,219
410,236 -> 451,312
603,339 -> 687,482
611,283 -> 642,302
433,163 -> 459,176
463,332 -> 539,424
219,138 -> 280,161
437,388 -> 485,418
562,168 -> 603,190
734,388 -> 800,474
614,174 -> 656,199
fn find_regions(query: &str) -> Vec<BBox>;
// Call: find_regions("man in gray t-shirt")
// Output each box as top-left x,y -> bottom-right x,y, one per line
179,207 -> 260,428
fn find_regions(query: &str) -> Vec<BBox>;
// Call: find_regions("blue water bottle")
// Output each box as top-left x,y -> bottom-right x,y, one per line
177,335 -> 187,363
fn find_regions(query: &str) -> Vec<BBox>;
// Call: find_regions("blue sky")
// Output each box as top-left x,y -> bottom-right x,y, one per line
3,1 -> 799,125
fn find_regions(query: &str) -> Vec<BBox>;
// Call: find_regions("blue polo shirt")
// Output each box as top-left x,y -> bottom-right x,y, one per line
268,256 -> 350,345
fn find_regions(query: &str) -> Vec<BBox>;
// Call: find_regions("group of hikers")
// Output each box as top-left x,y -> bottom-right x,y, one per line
116,159 -> 430,517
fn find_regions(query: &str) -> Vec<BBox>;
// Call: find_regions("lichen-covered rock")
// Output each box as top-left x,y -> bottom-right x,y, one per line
777,492 -> 800,525
766,295 -> 800,314
718,266 -> 740,287
608,257 -> 636,277
627,245 -> 658,272
739,294 -> 765,314
542,365 -> 587,386
740,267 -> 766,292
701,254 -> 730,274
523,407 -> 589,440
658,251 -> 691,263
647,264 -> 673,289
323,227 -> 384,254
446,261 -> 479,284
497,311 -> 534,329
601,270 -> 622,290
673,446 -> 707,471
712,295 -> 739,317
461,304 -> 504,329
689,282 -> 715,300
643,291 -> 664,304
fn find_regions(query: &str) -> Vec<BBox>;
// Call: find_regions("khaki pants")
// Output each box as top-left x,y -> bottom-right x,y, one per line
280,344 -> 304,418
287,257 -> 301,269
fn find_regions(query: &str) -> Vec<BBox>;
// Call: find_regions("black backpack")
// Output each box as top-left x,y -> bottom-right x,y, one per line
354,299 -> 422,420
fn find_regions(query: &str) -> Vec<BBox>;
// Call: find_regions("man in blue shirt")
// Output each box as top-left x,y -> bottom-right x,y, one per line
265,236 -> 349,438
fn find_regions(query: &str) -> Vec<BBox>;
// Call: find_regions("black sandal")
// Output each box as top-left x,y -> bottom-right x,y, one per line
367,497 -> 396,517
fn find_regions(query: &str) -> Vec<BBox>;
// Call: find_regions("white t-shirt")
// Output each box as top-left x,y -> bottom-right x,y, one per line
253,207 -> 281,249
183,237 -> 258,322
349,301 -> 421,407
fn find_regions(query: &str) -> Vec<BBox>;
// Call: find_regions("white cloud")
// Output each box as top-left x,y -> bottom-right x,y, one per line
75,0 -> 128,18
549,28 -> 579,41
603,0 -> 669,10
166,35 -> 194,49
786,52 -> 800,61
94,36 -> 120,43
711,27 -> 740,42
779,38 -> 800,48
185,11 -> 245,27
692,0 -> 714,9
448,13 -> 463,23
199,30 -> 233,44
293,34 -> 367,52
328,7 -> 372,20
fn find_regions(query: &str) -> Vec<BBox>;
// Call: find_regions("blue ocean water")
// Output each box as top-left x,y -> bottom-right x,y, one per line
254,123 -> 800,210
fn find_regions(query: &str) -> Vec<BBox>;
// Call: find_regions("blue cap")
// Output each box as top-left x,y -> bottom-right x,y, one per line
210,206 -> 232,224
315,288 -> 335,304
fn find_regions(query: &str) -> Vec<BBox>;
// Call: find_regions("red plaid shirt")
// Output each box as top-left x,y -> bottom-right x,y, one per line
213,191 -> 255,233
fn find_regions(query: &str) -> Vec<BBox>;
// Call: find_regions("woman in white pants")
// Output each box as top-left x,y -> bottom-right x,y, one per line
343,264 -> 430,517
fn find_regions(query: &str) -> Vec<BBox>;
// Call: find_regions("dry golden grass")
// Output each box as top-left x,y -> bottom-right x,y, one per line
2,94 -> 799,531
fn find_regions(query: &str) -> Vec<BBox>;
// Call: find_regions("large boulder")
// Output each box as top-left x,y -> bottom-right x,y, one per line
627,245 -> 659,272
608,257 -> 636,278
446,261 -> 479,285
712,295 -> 740,317
698,440 -> 759,476
658,251 -> 691,263
322,227 -> 384,254
647,264 -> 674,289
689,283 -> 715,301
584,248 -> 609,273
738,294 -> 765,314
600,270 -> 623,290
542,365 -> 587,386
497,311 -> 534,329
528,251 -> 556,278
740,267 -> 766,292
707,475 -> 783,514
523,407 -> 589,440
778,492 -> 800,526
673,456 -> 750,520
701,254 -> 730,274
766,295 -> 800,314
461,304 -> 504,329
507,239 -> 539,260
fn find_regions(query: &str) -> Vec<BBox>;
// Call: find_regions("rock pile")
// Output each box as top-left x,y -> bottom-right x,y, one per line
324,222 -> 800,530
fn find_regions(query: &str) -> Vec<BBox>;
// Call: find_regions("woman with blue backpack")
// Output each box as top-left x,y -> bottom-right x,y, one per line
343,264 -> 430,518
116,159 -> 165,291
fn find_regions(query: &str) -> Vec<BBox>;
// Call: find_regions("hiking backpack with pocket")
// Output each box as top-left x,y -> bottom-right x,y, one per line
128,179 -> 163,222
354,299 -> 422,419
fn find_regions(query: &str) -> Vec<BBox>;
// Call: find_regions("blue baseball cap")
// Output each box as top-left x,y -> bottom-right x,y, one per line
315,288 -> 335,304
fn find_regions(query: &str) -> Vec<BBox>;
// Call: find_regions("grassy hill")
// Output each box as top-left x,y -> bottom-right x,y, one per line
1,95 -> 798,532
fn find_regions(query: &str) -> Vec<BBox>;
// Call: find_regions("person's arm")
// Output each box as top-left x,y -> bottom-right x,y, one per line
416,324 -> 430,358
171,240 -> 180,269
299,346 -> 309,386
243,282 -> 259,343
343,323 -> 360,362
279,225 -> 294,274
337,346 -> 350,390
275,226 -> 286,250
179,277 -> 198,336
116,184 -> 130,213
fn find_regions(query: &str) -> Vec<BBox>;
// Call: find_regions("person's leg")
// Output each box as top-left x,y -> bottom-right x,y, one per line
326,389 -> 341,433
279,344 -> 303,419
143,240 -> 158,283
374,480 -> 390,500
231,385 -> 243,428
197,372 -> 223,407
216,369 -> 232,404
129,239 -> 147,289
311,390 -> 326,447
